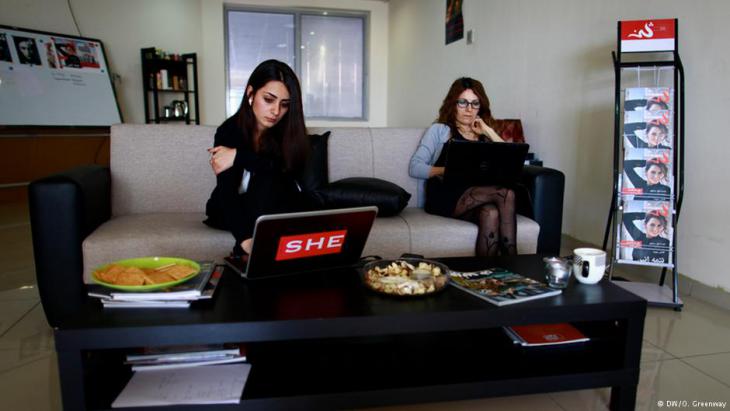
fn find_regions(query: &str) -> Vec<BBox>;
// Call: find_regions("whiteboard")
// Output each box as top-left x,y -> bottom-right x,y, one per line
0,25 -> 122,126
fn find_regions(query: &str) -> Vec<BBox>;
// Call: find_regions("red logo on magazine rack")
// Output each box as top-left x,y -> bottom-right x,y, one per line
620,19 -> 676,52
275,230 -> 347,261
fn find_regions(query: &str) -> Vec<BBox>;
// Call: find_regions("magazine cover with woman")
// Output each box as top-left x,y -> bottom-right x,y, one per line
623,110 -> 673,150
619,200 -> 673,267
624,87 -> 673,112
622,148 -> 673,201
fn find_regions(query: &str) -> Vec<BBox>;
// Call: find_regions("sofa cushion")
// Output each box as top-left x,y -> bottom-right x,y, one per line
370,128 -> 424,208
299,131 -> 331,192
361,216 -> 411,259
82,213 -> 231,283
315,177 -> 411,217
399,208 -> 540,257
111,124 -> 216,215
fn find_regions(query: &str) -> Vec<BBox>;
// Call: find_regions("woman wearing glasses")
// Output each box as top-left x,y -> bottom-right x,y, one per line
409,77 -> 517,256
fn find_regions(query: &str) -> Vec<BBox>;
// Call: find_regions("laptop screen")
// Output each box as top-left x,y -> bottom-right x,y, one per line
242,206 -> 378,279
444,140 -> 529,187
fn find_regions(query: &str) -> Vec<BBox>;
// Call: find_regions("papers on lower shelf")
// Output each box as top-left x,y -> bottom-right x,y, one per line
503,323 -> 589,347
125,344 -> 247,371
112,363 -> 251,408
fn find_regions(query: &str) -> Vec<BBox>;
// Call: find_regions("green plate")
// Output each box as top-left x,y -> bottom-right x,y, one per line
92,257 -> 200,292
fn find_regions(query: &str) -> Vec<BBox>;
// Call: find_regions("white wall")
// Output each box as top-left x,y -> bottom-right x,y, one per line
0,0 -> 202,124
389,0 -> 730,291
0,0 -> 388,126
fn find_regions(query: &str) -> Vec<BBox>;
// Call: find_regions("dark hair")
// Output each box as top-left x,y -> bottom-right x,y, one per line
645,119 -> 669,136
235,59 -> 308,173
645,97 -> 669,111
644,158 -> 668,177
644,211 -> 667,226
437,77 -> 496,135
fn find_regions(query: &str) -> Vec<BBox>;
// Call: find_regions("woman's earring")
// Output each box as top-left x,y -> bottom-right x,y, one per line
248,97 -> 253,106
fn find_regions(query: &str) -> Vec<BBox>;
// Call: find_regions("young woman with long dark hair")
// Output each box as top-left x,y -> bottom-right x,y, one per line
204,60 -> 310,256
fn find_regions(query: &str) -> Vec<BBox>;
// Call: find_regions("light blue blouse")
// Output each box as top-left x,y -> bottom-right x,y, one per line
408,123 -> 451,180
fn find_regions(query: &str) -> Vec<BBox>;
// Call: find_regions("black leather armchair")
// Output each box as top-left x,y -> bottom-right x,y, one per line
518,165 -> 565,255
29,165 -> 110,327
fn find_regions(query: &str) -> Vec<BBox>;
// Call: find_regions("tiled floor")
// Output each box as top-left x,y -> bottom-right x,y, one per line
0,200 -> 728,410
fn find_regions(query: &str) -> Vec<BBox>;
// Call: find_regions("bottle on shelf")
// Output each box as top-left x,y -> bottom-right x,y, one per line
141,46 -> 199,124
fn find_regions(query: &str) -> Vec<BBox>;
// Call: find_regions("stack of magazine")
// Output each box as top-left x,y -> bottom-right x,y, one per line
620,87 -> 675,267
449,268 -> 561,306
87,261 -> 222,308
125,344 -> 247,371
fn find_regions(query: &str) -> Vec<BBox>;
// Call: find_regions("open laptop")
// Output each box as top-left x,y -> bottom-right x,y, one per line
225,206 -> 378,280
444,140 -> 529,187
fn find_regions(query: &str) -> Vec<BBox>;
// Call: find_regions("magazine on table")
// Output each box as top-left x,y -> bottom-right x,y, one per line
90,263 -> 223,308
619,200 -> 673,267
87,261 -> 216,301
624,87 -> 673,112
503,323 -> 589,347
621,148 -> 673,201
449,268 -> 561,306
623,110 -> 673,150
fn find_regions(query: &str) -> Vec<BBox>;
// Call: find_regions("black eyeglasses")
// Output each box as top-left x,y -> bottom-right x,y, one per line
456,99 -> 481,109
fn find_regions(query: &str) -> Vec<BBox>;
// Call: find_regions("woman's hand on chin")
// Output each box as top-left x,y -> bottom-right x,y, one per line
472,118 -> 504,142
208,146 -> 236,175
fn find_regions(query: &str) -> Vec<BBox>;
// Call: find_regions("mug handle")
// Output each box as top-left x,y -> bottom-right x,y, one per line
581,261 -> 590,278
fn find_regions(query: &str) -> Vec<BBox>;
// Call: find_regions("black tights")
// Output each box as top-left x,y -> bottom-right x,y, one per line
453,186 -> 517,257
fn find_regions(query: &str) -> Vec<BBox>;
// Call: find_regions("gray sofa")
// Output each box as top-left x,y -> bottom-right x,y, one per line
30,124 -> 564,326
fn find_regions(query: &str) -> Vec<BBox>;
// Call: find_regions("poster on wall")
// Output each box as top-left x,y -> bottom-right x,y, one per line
619,200 -> 673,267
0,24 -> 120,126
445,0 -> 463,45
622,148 -> 673,201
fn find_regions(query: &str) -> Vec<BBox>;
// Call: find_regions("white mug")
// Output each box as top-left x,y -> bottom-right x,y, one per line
572,248 -> 606,285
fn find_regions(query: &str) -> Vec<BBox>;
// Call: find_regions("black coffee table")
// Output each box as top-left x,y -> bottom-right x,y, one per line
54,254 -> 646,410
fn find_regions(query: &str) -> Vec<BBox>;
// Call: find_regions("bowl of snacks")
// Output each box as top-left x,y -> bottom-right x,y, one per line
361,258 -> 450,297
92,256 -> 200,291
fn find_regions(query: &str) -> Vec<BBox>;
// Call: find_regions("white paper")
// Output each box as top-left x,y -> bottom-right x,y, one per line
112,364 -> 250,407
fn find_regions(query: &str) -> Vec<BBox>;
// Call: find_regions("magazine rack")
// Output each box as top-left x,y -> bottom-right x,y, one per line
602,19 -> 685,310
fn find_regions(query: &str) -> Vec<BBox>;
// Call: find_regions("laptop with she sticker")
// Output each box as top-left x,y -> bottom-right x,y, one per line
444,140 -> 529,187
224,206 -> 378,279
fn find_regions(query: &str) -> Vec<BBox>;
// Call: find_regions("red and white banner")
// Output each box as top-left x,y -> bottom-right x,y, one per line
620,19 -> 676,52
275,230 -> 347,261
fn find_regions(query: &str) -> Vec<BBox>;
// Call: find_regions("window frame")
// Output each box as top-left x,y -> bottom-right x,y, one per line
224,5 -> 370,121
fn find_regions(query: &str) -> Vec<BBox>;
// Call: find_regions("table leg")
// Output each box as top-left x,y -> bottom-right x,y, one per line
57,349 -> 86,411
610,384 -> 638,411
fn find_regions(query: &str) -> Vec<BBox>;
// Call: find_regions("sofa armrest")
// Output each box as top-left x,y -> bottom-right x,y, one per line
29,165 -> 111,327
518,165 -> 565,255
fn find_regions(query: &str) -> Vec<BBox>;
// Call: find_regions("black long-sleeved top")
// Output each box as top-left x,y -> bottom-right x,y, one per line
622,212 -> 670,264
204,116 -> 302,248
623,159 -> 671,201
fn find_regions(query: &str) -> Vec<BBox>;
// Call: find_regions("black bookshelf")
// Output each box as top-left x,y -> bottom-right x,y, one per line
140,47 -> 199,125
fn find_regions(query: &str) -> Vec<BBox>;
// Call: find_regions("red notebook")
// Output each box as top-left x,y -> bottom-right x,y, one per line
504,323 -> 589,346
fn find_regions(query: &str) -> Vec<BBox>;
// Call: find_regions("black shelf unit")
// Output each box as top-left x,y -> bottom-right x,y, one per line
141,47 -> 199,125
